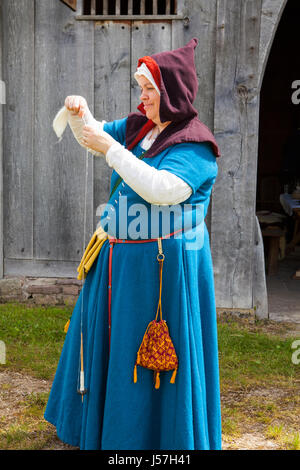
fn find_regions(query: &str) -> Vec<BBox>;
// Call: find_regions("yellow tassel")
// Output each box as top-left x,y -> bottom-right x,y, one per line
155,371 -> 160,389
170,368 -> 177,384
64,319 -> 70,333
133,364 -> 137,383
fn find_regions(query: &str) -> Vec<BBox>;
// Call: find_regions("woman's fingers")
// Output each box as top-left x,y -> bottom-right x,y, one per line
74,96 -> 80,112
78,102 -> 86,119
64,95 -> 87,116
81,125 -> 115,154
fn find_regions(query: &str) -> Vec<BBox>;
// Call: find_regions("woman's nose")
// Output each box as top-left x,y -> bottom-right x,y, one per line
140,89 -> 148,101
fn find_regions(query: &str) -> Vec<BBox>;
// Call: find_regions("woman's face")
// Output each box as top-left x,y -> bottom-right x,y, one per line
137,75 -> 160,124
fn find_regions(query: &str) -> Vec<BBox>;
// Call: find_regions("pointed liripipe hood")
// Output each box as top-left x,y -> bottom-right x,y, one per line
126,38 -> 221,158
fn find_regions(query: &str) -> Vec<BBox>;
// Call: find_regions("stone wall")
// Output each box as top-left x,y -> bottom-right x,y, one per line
0,276 -> 82,306
0,276 -> 257,324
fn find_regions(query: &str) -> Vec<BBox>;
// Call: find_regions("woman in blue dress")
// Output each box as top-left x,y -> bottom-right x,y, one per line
44,38 -> 222,450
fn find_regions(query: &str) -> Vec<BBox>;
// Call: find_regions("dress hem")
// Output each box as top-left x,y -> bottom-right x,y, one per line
44,413 -> 80,449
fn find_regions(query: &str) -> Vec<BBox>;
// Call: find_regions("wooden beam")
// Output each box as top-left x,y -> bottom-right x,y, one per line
166,0 -> 171,15
76,15 -> 183,20
212,0 -> 263,308
90,0 -> 96,15
140,0 -> 146,15
3,0 -> 35,264
115,0 -> 121,15
103,0 -> 108,15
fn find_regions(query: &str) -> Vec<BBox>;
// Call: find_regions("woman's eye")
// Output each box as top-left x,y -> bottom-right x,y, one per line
139,87 -> 154,92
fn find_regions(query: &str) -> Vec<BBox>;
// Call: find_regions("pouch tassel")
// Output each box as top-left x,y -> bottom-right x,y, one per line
155,371 -> 160,389
170,367 -> 177,384
64,318 -> 70,333
133,364 -> 137,383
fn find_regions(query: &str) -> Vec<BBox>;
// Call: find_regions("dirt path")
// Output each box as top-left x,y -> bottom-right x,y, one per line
0,370 -> 76,450
222,432 -> 280,450
0,369 -> 293,450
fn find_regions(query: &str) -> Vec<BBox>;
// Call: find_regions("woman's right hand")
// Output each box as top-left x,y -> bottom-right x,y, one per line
64,95 -> 88,119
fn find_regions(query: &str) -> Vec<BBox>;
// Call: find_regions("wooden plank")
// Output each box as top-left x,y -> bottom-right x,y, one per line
103,0 -> 109,15
34,0 -> 94,263
131,21 -> 172,111
2,0 -> 35,262
76,15 -> 183,20
140,0 -> 146,15
166,0 -> 171,14
76,15 -> 185,22
115,0 -> 121,15
4,258 -> 79,278
94,21 -> 131,230
212,0 -> 262,308
90,0 -> 96,15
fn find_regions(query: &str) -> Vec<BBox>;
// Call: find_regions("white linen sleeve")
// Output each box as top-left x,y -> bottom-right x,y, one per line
67,108 -> 106,157
105,142 -> 192,205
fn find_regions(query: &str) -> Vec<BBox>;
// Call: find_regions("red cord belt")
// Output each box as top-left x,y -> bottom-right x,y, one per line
107,228 -> 183,350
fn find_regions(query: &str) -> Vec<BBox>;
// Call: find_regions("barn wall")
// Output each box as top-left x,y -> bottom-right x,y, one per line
3,0 -> 35,273
1,0 -> 218,279
1,0 -> 288,314
212,0 -> 263,310
211,0 -> 287,317
3,0 -> 94,277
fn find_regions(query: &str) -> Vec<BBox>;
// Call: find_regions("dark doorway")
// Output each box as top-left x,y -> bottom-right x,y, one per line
257,0 -> 300,321
257,0 -> 300,214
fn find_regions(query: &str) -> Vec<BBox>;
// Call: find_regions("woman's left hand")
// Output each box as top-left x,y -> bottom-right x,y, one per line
82,125 -> 116,156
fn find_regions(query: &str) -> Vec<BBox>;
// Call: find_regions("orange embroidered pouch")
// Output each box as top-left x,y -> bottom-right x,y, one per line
133,239 -> 178,389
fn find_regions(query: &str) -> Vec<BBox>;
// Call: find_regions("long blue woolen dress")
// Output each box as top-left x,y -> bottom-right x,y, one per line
44,38 -> 222,450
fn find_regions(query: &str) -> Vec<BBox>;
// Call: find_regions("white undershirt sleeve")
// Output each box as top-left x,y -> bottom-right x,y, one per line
106,142 -> 193,206
59,106 -> 193,205
67,108 -> 106,157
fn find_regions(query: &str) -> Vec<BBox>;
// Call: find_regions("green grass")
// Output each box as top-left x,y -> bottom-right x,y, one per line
217,320 -> 299,388
0,391 -> 57,450
0,304 -> 299,449
0,302 -> 72,379
0,303 -> 298,384
217,318 -> 300,449
266,425 -> 300,450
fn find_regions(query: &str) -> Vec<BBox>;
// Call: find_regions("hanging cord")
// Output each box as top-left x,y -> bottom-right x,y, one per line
155,237 -> 165,323
77,113 -> 89,401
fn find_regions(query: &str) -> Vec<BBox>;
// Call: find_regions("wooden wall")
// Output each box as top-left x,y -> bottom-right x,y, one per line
211,0 -> 287,316
1,0 -> 289,316
1,0 -> 217,278
212,0 -> 263,309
